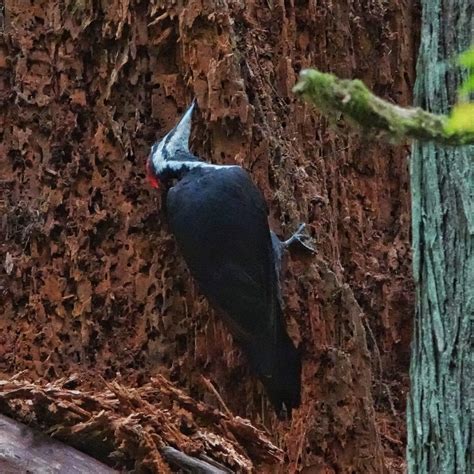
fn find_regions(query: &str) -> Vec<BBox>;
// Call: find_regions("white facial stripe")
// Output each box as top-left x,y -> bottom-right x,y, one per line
152,156 -> 237,174
151,102 -> 195,172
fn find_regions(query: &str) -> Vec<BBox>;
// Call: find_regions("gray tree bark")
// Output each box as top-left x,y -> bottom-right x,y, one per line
407,1 -> 473,473
0,414 -> 117,474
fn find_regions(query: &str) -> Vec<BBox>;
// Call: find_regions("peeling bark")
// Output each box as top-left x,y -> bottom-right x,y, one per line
407,1 -> 473,472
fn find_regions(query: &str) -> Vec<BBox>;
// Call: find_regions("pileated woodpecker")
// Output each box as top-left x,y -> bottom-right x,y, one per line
147,101 -> 306,416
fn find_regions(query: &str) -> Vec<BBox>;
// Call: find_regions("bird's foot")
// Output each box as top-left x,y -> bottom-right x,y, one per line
282,223 -> 316,254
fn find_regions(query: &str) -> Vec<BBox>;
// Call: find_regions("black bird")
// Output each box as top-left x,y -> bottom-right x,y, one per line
147,101 -> 307,416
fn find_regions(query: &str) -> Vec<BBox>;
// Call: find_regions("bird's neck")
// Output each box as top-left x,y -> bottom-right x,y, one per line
154,152 -> 237,183
157,159 -> 199,182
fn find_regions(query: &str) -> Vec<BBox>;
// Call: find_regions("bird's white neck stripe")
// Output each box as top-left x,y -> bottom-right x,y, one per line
154,160 -> 237,174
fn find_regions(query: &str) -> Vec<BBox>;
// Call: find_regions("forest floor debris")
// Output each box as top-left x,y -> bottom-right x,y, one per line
0,374 -> 283,472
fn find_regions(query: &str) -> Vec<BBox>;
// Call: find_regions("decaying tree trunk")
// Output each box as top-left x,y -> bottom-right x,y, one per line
407,1 -> 473,472
0,1 -> 418,471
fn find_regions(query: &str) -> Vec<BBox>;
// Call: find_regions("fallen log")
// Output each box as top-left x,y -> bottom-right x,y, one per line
0,414 -> 117,474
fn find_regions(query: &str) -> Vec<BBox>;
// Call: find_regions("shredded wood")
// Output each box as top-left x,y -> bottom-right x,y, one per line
0,375 -> 283,472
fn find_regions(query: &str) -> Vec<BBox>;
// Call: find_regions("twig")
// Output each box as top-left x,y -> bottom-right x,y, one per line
200,376 -> 234,419
381,431 -> 403,446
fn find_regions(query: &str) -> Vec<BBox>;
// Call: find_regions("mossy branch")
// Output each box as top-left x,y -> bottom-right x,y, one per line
293,69 -> 474,146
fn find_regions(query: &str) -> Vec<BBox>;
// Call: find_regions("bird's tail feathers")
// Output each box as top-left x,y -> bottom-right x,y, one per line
260,330 -> 302,418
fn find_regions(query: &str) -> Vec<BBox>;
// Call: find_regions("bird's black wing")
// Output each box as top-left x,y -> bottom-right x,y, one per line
166,166 -> 280,376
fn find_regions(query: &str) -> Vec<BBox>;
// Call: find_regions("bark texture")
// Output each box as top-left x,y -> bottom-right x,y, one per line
407,1 -> 473,472
0,1 -> 418,471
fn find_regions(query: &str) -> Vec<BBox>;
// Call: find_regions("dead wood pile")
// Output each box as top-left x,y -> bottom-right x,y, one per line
0,374 -> 282,472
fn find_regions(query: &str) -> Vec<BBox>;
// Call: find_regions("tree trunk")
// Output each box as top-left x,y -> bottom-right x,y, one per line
1,1 -> 418,471
407,1 -> 473,472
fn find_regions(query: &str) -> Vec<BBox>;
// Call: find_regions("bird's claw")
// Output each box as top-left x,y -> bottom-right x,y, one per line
283,223 -> 316,254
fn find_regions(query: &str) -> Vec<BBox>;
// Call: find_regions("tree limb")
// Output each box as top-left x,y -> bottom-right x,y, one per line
293,68 -> 474,146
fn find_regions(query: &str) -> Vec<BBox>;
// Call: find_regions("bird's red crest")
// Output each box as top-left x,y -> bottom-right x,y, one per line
146,159 -> 160,189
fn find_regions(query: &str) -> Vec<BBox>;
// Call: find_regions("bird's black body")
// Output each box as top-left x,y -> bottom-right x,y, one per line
148,102 -> 301,415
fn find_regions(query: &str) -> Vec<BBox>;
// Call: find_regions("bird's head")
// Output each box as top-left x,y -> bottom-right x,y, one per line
147,100 -> 197,189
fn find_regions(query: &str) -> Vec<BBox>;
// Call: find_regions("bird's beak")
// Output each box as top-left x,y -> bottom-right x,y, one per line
168,99 -> 196,152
